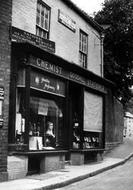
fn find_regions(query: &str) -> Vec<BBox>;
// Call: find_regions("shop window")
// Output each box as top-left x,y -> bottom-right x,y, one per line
15,88 -> 26,145
29,96 -> 64,150
83,91 -> 103,149
79,30 -> 88,68
36,0 -> 50,39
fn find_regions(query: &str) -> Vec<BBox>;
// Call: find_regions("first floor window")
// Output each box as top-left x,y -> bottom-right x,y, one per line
79,30 -> 88,68
36,0 -> 50,39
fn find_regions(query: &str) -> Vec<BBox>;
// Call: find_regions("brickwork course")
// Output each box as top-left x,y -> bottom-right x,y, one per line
0,0 -> 12,182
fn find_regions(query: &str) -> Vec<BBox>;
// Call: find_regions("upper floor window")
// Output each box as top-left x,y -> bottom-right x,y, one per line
36,0 -> 50,39
79,30 -> 88,68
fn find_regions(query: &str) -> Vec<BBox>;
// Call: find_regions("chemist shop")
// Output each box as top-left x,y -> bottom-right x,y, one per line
8,28 -> 107,174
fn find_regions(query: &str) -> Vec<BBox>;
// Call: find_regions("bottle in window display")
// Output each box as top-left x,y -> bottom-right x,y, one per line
45,122 -> 56,148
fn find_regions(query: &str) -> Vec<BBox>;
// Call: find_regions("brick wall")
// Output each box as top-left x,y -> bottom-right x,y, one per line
0,0 -> 12,182
12,0 -> 36,34
12,0 -> 102,76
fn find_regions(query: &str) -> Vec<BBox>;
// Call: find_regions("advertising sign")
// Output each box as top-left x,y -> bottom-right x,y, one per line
30,71 -> 65,97
58,9 -> 76,32
11,27 -> 55,53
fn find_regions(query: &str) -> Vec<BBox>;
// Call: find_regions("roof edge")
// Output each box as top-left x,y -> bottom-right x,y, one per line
62,0 -> 104,34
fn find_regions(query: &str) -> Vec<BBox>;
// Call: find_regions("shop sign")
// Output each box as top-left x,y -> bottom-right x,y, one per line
58,10 -> 76,32
69,72 -> 86,84
11,27 -> 55,54
30,56 -> 107,93
31,56 -> 63,75
87,80 -> 106,93
30,71 -> 65,97
69,72 -> 106,93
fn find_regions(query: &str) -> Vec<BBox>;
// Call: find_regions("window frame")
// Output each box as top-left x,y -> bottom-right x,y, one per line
36,0 -> 51,39
79,29 -> 88,68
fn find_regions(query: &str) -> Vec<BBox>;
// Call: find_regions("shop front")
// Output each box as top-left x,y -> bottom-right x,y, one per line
68,81 -> 105,165
8,41 -> 107,176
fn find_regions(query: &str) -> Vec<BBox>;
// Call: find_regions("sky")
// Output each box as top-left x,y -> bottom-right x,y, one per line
71,0 -> 104,16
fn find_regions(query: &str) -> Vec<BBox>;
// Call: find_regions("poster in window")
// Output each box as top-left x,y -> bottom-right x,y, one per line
38,101 -> 48,116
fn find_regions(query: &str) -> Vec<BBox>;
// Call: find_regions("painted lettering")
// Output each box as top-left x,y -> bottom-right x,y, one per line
36,58 -> 62,75
70,72 -> 85,84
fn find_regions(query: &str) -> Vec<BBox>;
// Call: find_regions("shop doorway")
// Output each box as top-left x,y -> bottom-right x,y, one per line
68,83 -> 83,151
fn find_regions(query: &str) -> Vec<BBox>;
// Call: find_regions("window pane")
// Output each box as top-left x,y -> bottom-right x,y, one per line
41,15 -> 44,28
37,3 -> 40,25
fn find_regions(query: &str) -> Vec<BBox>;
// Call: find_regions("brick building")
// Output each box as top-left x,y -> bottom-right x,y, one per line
0,0 -> 12,181
0,0 -> 124,181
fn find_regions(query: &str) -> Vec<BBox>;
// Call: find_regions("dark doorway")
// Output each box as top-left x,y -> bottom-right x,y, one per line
69,83 -> 84,150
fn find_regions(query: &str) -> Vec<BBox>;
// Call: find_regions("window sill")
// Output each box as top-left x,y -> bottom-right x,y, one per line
70,148 -> 104,153
10,149 -> 68,156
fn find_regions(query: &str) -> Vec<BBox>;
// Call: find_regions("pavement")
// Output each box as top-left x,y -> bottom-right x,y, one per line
0,137 -> 133,190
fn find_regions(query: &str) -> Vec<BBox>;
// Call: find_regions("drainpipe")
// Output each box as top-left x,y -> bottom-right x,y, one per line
100,33 -> 105,77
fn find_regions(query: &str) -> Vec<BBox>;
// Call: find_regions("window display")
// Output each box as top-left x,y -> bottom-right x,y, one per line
15,88 -> 64,150
72,113 -> 80,149
45,122 -> 56,148
15,88 -> 26,145
29,96 -> 64,150
83,131 -> 102,149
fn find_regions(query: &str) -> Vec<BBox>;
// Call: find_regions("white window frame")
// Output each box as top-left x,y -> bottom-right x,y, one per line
79,30 -> 88,68
36,0 -> 50,39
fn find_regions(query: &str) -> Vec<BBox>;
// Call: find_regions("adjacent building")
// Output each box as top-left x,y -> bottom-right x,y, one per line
124,112 -> 133,138
0,0 -> 124,181
0,0 -> 12,181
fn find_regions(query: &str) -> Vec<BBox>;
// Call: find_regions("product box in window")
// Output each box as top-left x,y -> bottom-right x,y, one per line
29,136 -> 43,150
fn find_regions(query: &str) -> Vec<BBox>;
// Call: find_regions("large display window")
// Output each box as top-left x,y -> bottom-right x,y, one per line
15,89 -> 65,150
15,67 -> 66,151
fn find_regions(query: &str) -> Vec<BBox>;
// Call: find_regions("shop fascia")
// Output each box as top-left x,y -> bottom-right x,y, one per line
29,55 -> 107,94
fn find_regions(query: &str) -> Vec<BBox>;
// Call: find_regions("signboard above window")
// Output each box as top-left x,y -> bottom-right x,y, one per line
58,9 -> 76,32
30,71 -> 65,97
11,27 -> 55,54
